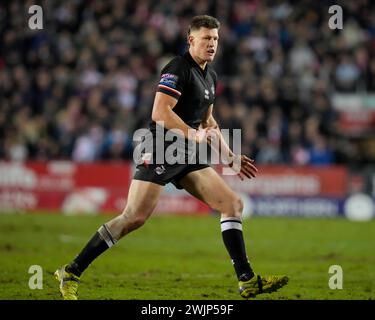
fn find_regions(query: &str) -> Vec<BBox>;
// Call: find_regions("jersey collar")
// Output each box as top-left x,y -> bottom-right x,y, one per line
184,51 -> 208,77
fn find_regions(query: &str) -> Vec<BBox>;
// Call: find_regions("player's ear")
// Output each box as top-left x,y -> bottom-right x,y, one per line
187,34 -> 194,46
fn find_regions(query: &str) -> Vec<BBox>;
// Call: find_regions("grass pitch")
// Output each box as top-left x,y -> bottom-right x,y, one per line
0,212 -> 374,300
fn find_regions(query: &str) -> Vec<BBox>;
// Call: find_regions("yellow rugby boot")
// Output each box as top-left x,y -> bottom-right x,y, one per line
239,274 -> 289,299
54,265 -> 80,300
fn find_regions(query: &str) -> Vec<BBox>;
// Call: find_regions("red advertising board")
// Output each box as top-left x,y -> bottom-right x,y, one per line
220,165 -> 347,197
0,162 -> 348,215
0,161 -> 210,214
0,161 -> 131,213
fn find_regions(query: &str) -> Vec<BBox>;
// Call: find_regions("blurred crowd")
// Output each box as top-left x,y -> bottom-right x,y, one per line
1,0 -> 375,165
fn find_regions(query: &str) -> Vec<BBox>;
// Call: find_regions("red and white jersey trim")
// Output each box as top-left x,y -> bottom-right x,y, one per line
158,84 -> 181,96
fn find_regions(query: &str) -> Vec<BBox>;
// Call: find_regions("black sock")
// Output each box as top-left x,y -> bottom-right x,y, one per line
66,224 -> 116,277
221,217 -> 254,281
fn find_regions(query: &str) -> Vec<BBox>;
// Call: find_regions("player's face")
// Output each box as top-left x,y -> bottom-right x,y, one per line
189,27 -> 219,63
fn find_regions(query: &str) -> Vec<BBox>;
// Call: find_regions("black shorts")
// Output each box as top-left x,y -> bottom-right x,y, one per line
133,125 -> 211,189
133,162 -> 210,189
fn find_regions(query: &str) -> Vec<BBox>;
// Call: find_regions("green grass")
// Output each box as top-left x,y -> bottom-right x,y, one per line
0,213 -> 374,300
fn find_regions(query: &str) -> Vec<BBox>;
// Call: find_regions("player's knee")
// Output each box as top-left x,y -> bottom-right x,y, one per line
222,197 -> 243,219
121,208 -> 149,231
233,197 -> 244,218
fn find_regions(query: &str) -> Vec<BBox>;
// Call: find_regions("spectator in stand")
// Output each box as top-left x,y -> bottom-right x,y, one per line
307,134 -> 335,165
1,0 -> 374,164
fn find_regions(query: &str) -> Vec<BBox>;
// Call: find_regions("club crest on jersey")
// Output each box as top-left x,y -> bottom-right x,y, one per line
204,89 -> 209,100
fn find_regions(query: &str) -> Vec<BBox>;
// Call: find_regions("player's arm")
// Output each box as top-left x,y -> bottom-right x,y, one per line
151,92 -> 209,143
201,105 -> 232,157
200,104 -> 218,129
202,105 -> 258,180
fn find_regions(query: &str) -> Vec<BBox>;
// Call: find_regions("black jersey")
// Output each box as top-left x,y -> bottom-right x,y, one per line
134,52 -> 215,184
150,51 -> 217,131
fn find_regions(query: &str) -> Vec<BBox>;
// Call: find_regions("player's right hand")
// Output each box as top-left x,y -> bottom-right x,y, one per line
194,128 -> 207,143
195,125 -> 219,143
191,127 -> 211,143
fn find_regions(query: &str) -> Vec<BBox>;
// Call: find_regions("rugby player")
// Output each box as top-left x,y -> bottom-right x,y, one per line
55,15 -> 288,300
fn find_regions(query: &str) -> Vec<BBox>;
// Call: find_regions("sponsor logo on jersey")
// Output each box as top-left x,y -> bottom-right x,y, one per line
159,73 -> 178,88
158,73 -> 181,96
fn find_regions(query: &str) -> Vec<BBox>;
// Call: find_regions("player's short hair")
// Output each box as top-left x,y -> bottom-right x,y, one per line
188,15 -> 220,35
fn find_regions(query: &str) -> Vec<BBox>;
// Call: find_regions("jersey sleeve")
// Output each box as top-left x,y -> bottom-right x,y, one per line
157,58 -> 188,100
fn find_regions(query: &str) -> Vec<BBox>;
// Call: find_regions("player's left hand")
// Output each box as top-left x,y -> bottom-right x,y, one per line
230,155 -> 258,181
